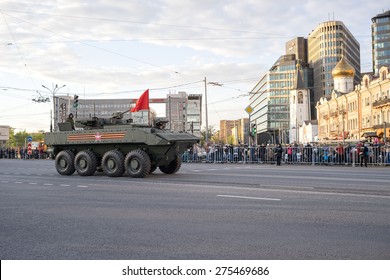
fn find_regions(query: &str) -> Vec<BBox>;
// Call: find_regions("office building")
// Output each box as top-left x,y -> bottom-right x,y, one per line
372,10 -> 390,76
52,92 -> 202,136
219,118 -> 249,145
249,47 -> 313,144
166,92 -> 202,137
0,125 -> 10,146
308,21 -> 361,102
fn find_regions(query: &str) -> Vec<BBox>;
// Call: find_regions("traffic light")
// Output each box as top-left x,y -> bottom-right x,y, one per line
73,95 -> 79,108
251,123 -> 257,137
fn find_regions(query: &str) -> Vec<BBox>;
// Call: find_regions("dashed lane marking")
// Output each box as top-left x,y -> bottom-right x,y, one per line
217,194 -> 281,201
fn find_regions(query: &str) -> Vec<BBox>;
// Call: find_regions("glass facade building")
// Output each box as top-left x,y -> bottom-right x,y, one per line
308,21 -> 361,102
249,54 -> 313,144
372,10 -> 390,76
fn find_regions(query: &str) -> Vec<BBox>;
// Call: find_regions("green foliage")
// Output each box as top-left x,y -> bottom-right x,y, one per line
13,131 -> 29,147
200,126 -> 216,146
5,128 -> 45,148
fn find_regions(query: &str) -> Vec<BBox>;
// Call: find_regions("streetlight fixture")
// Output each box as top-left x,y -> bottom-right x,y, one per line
41,84 -> 66,132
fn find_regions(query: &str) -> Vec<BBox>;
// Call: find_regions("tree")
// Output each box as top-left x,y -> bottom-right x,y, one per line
6,129 -> 45,148
13,131 -> 29,147
200,126 -> 217,146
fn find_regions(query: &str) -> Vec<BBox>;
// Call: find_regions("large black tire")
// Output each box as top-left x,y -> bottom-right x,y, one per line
125,149 -> 151,178
55,150 -> 75,175
74,150 -> 97,176
159,156 -> 182,174
102,150 -> 125,177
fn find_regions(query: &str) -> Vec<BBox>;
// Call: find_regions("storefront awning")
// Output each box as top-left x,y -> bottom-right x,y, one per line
361,131 -> 378,138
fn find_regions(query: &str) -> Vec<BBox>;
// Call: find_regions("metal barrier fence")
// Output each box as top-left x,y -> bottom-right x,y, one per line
182,144 -> 390,166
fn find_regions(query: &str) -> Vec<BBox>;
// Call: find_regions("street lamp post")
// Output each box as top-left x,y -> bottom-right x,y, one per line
204,77 -> 209,143
42,84 -> 66,132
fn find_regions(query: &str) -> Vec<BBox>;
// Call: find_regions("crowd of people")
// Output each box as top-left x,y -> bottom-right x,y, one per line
182,141 -> 390,167
0,147 -> 46,159
3,141 -> 390,167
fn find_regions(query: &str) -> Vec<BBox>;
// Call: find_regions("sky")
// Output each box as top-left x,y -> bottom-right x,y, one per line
0,0 -> 388,133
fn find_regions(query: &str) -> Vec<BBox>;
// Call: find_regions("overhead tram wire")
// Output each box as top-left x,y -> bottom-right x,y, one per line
1,9 -> 373,40
0,10 -> 289,87
1,11 -> 181,76
0,9 -> 38,91
0,9 -> 297,37
1,11 -> 274,97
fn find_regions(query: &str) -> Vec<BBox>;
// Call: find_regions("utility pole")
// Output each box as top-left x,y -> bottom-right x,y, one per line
205,79 -> 223,143
204,77 -> 209,143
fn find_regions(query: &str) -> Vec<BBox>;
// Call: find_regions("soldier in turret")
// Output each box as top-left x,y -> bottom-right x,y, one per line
66,113 -> 75,130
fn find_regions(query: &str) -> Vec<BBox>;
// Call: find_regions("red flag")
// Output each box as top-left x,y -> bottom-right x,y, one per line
131,89 -> 149,112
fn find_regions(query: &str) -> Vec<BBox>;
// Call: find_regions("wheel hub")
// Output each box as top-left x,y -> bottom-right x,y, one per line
79,159 -> 87,169
59,158 -> 67,168
130,158 -> 140,170
107,159 -> 116,169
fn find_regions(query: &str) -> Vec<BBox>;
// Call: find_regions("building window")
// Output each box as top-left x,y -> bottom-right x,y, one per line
381,70 -> 387,80
298,92 -> 304,104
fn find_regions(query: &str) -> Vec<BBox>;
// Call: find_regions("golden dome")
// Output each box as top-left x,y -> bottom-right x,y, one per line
331,56 -> 355,78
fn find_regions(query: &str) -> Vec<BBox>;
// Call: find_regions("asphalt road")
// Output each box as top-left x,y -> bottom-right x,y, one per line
0,159 -> 389,259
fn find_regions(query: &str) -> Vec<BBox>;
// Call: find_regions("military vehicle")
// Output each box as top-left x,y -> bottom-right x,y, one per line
44,113 -> 199,178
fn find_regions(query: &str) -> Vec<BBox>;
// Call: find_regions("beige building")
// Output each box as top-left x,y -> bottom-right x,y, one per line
316,66 -> 390,142
219,119 -> 249,145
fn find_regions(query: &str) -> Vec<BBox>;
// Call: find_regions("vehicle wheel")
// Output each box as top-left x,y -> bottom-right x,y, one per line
74,150 -> 97,176
102,150 -> 125,177
55,150 -> 75,175
159,156 -> 182,174
125,149 -> 151,178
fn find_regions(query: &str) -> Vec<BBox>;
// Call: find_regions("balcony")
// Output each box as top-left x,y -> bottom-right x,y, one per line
372,97 -> 390,108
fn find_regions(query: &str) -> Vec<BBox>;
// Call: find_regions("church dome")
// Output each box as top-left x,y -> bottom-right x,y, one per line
331,56 -> 355,78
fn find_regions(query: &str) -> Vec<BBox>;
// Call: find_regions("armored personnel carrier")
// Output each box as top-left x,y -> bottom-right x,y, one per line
44,113 -> 199,178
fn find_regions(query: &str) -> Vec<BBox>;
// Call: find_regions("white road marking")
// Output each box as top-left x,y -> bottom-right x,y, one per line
77,185 -> 89,188
60,184 -> 71,187
29,182 -> 37,185
44,183 -> 53,186
217,194 -> 281,201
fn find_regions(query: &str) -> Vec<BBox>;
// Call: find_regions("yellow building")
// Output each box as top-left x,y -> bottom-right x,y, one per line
219,119 -> 249,145
316,66 -> 390,142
